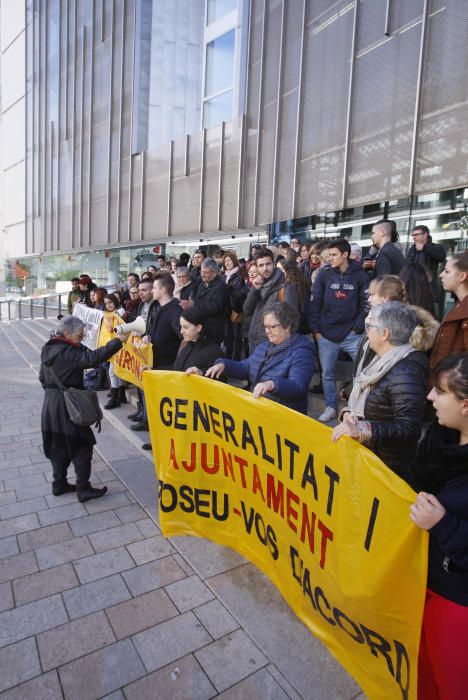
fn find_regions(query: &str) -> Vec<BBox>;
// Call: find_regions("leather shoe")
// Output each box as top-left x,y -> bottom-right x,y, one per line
130,422 -> 149,431
141,443 -> 152,450
77,485 -> 108,503
52,482 -> 77,496
129,413 -> 143,422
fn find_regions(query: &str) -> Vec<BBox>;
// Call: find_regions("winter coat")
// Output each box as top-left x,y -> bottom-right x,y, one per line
411,422 -> 468,606
192,276 -> 230,344
172,336 -> 223,374
146,298 -> 182,369
178,279 -> 197,301
243,269 -> 294,351
406,237 -> 446,281
430,296 -> 468,382
219,334 -> 315,414
362,351 -> 429,482
226,271 -> 248,313
40,336 -> 123,458
308,260 -> 369,342
374,241 -> 405,277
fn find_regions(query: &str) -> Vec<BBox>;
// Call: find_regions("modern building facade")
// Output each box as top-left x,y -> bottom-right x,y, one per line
1,0 -> 467,292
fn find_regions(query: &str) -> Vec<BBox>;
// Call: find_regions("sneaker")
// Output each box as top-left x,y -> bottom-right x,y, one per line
318,407 -> 337,423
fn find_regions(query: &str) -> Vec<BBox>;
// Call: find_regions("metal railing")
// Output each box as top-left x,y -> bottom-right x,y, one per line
0,293 -> 71,321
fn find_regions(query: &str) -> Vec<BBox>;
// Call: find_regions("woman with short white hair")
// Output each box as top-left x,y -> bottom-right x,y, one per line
333,301 -> 429,482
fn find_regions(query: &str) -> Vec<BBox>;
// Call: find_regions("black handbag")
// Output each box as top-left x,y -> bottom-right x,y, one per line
49,367 -> 103,431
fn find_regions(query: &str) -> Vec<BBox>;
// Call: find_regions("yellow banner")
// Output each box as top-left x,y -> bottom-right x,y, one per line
143,372 -> 428,700
98,312 -> 153,389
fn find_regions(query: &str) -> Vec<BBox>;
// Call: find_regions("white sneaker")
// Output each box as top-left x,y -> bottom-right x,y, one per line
318,407 -> 337,423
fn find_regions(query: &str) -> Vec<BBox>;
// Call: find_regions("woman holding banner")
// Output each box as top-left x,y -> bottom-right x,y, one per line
174,309 -> 222,375
40,316 -> 130,502
332,302 -> 428,483
410,353 -> 468,699
205,301 -> 315,414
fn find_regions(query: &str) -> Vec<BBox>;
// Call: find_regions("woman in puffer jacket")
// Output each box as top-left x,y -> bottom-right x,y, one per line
333,302 -> 429,483
339,275 -> 438,400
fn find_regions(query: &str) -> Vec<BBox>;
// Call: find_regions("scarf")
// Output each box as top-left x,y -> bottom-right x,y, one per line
347,343 -> 416,419
264,334 -> 298,362
225,266 -> 239,282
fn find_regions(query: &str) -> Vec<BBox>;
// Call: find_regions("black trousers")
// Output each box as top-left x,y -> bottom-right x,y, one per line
50,442 -> 94,491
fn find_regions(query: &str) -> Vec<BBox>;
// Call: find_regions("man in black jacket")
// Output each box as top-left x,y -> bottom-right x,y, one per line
144,272 -> 182,370
139,273 -> 182,450
186,258 -> 229,344
406,225 -> 446,318
371,220 -> 405,277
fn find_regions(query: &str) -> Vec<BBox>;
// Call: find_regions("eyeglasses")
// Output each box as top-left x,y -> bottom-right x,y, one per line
364,322 -> 381,332
412,232 -> 425,237
263,323 -> 282,331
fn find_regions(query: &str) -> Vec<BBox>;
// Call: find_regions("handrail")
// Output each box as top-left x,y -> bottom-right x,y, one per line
0,292 -> 71,321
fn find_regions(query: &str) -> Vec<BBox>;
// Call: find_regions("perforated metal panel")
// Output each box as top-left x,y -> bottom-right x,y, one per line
414,0 -> 468,194
297,1 -> 354,214
275,1 -> 302,220
347,17 -> 421,206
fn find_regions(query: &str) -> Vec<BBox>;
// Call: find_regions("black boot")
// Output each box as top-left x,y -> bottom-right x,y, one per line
128,401 -> 142,421
77,485 -> 108,503
52,481 -> 77,496
118,386 -> 128,404
104,388 -> 120,410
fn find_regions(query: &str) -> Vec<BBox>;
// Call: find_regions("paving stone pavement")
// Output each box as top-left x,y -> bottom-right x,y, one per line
0,320 -> 364,699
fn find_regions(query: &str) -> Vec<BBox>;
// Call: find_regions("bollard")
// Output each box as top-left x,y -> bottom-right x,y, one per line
43,296 -> 47,318
58,294 -> 62,317
30,297 -> 34,319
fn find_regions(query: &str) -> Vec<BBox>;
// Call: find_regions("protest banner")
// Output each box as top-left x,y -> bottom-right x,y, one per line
143,371 -> 428,700
72,304 -> 103,349
98,312 -> 153,389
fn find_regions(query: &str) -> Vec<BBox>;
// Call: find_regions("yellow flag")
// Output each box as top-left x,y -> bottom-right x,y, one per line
143,371 -> 428,700
98,312 -> 153,389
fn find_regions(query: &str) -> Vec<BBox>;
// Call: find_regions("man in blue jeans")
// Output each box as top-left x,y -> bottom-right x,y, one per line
308,239 -> 369,422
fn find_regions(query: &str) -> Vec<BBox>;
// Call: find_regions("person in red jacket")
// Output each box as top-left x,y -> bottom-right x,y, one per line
430,251 -> 468,384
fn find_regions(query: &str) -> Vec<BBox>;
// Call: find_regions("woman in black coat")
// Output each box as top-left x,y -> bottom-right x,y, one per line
409,353 -> 468,699
173,308 -> 223,375
333,301 -> 428,483
222,252 -> 248,360
40,316 -> 129,502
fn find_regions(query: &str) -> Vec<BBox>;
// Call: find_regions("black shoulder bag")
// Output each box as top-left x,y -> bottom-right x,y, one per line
48,366 -> 103,432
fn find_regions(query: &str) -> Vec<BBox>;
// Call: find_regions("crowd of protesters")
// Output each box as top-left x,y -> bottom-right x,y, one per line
43,221 -> 468,699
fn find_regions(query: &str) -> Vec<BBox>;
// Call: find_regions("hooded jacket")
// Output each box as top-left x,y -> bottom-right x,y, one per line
308,259 -> 369,342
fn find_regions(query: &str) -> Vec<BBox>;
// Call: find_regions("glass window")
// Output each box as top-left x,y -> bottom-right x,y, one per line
205,29 -> 235,97
203,90 -> 233,128
207,0 -> 237,25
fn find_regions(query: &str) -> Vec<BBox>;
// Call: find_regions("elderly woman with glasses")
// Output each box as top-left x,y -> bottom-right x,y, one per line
40,316 -> 129,503
332,301 -> 429,482
205,301 -> 315,414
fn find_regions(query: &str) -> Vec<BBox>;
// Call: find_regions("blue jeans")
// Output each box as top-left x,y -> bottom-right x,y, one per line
317,332 -> 362,409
